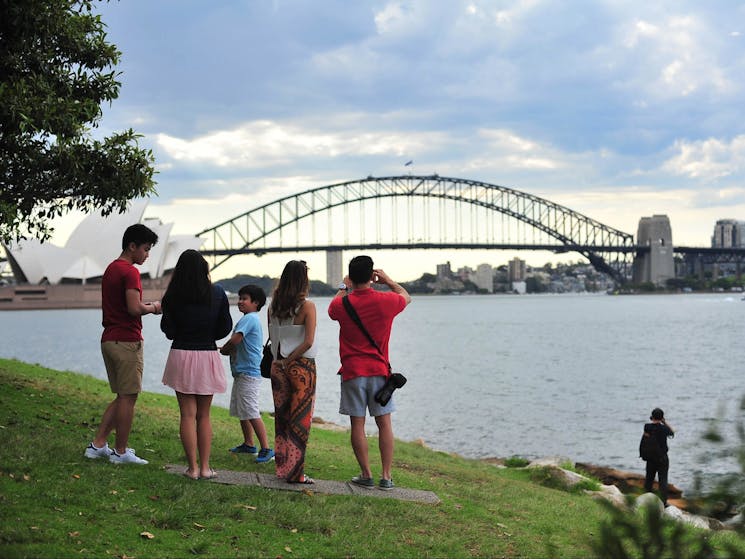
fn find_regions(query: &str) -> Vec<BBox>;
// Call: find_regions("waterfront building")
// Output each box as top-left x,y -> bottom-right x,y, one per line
2,200 -> 202,285
508,257 -> 526,283
474,263 -> 494,293
711,219 -> 745,248
436,261 -> 452,280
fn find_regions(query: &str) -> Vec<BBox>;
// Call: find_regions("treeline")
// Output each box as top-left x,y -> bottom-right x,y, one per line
215,274 -> 337,296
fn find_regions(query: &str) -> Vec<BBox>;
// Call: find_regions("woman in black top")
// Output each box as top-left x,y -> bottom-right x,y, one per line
161,250 -> 232,480
643,407 -> 675,505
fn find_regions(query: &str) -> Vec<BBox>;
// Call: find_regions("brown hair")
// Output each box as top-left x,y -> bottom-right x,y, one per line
270,260 -> 309,320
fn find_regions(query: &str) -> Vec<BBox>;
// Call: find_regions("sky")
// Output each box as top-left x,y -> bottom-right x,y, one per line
49,0 -> 745,281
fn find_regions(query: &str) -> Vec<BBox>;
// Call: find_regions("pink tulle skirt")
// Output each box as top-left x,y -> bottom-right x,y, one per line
162,349 -> 227,395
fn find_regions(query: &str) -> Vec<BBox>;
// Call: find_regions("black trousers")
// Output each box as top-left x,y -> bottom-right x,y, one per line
644,454 -> 670,505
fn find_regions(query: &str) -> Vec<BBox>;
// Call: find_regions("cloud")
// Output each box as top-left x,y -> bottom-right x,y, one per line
155,119 -> 447,169
614,13 -> 735,99
662,135 -> 745,180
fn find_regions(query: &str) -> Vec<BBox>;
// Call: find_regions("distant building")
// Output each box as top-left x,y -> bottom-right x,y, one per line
3,200 -> 202,285
456,265 -> 474,282
508,257 -> 526,282
436,261 -> 452,280
712,219 -> 745,248
474,263 -> 494,293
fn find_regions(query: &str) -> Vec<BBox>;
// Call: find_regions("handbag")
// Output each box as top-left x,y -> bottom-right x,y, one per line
341,295 -> 406,405
260,340 -> 273,378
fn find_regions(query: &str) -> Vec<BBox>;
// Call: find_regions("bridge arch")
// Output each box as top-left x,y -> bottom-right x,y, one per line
198,175 -> 635,283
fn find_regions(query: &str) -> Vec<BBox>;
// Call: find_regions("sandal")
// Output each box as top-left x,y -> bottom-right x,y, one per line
183,469 -> 200,481
288,475 -> 314,484
200,468 -> 217,480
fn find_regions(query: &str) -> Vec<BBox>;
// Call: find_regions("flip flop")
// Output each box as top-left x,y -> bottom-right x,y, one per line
183,469 -> 199,481
200,468 -> 217,480
288,475 -> 314,484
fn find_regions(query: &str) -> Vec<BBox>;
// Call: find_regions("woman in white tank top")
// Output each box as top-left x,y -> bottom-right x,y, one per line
267,260 -> 317,484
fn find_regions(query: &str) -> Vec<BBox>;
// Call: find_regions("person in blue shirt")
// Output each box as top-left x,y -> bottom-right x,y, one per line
220,284 -> 274,464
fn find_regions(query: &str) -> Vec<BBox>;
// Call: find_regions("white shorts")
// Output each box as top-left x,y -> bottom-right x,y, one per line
229,375 -> 262,420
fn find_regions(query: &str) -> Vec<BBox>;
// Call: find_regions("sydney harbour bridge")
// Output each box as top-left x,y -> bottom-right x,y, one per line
197,175 -> 745,285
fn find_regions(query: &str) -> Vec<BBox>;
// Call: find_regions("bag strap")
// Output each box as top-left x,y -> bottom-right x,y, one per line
342,295 -> 391,374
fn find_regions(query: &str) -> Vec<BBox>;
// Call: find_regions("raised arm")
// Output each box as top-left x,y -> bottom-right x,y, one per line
373,269 -> 411,305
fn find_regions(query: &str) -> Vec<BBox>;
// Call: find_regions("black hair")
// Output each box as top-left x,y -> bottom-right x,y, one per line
161,249 -> 211,311
121,223 -> 158,250
651,408 -> 665,421
238,284 -> 266,311
349,255 -> 374,284
270,260 -> 309,320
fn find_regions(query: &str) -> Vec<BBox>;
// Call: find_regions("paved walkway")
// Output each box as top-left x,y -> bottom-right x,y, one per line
164,464 -> 440,504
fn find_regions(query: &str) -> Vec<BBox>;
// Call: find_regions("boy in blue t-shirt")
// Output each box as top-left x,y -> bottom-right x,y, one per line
219,284 -> 274,463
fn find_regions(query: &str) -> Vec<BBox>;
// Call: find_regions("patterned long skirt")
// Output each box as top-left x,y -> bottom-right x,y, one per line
271,357 -> 316,481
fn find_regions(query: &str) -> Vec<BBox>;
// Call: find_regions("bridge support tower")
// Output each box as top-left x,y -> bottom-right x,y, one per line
326,250 -> 343,288
632,215 -> 674,286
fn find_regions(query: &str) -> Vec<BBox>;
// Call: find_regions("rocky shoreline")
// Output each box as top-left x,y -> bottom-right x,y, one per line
313,417 -> 742,530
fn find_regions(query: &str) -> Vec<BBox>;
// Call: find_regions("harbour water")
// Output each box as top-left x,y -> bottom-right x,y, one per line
1,293 -> 742,492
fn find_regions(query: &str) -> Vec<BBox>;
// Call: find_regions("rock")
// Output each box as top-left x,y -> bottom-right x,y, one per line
527,456 -> 573,469
541,466 -> 587,488
664,505 -> 725,531
587,483 -> 628,509
575,462 -> 683,501
635,492 -> 665,516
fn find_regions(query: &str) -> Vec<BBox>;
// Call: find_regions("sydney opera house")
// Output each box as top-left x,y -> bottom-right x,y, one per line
0,200 -> 202,309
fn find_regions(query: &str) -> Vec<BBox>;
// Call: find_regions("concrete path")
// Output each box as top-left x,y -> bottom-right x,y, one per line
164,464 -> 440,504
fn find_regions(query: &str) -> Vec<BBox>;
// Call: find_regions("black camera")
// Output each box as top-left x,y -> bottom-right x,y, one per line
374,373 -> 407,406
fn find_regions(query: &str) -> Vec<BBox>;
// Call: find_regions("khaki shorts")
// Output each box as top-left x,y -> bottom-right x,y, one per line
101,341 -> 144,394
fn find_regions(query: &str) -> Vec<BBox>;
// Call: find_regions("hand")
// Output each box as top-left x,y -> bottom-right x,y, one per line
151,301 -> 162,315
373,269 -> 391,285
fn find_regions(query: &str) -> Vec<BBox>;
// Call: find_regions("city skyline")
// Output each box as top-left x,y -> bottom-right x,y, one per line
16,1 -> 745,283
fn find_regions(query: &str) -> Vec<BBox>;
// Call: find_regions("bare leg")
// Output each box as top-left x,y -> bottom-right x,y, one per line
195,394 -> 214,478
249,417 -> 269,449
375,413 -> 394,481
350,416 -> 372,478
93,398 -> 118,448
112,393 -> 138,454
176,392 -> 199,478
239,419 -> 255,446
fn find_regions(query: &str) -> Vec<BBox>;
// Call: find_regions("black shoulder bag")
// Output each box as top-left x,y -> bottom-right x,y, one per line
341,295 -> 406,405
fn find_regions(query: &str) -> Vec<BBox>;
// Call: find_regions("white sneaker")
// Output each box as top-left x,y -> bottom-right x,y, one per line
84,442 -> 111,459
109,448 -> 149,465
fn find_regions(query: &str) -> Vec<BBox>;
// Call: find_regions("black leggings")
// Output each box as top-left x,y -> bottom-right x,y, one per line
644,454 -> 670,505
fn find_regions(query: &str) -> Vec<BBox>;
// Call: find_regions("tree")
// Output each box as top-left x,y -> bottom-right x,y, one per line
0,0 -> 156,244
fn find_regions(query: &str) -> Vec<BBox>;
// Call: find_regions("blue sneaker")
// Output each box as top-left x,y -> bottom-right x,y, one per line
230,443 -> 258,454
256,448 -> 275,463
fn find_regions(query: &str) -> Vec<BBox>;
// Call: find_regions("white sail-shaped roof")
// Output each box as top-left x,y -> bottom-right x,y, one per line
161,234 -> 205,275
65,199 -> 149,270
139,219 -> 172,279
60,255 -> 106,282
5,239 -> 79,284
4,199 -> 205,285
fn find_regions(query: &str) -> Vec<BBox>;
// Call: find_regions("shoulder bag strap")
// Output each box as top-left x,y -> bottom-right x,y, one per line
342,295 -> 391,374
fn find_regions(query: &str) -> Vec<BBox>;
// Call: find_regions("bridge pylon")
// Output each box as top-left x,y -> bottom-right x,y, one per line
632,215 -> 674,286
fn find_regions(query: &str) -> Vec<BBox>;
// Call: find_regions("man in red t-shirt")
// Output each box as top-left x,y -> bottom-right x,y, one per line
84,223 -> 161,465
328,255 -> 411,490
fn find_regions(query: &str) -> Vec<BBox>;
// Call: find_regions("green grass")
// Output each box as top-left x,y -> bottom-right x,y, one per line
0,357 -> 741,558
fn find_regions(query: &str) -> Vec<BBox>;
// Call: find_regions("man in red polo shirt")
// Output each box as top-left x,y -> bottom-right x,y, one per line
84,223 -> 161,465
328,255 -> 411,490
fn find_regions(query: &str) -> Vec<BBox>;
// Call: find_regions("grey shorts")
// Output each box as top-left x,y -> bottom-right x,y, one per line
229,375 -> 262,420
101,341 -> 143,395
339,376 -> 396,417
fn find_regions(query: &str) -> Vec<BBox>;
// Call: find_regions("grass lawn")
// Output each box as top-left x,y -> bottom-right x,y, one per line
0,357 -> 742,558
